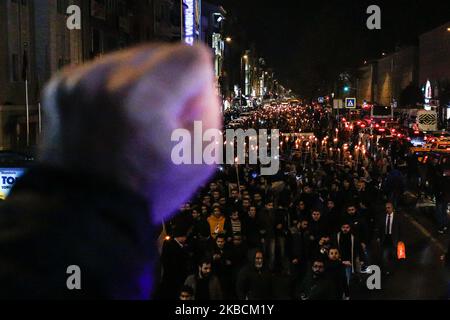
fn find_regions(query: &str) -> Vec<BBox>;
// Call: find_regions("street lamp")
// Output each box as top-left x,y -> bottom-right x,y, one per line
225,37 -> 232,43
447,27 -> 450,32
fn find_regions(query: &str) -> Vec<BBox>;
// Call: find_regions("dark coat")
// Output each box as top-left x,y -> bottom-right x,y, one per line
0,166 -> 155,299
326,260 -> 349,299
160,238 -> 193,299
236,250 -> 272,300
236,264 -> 272,300
288,229 -> 311,262
296,271 -> 336,300
184,273 -> 223,300
376,212 -> 404,246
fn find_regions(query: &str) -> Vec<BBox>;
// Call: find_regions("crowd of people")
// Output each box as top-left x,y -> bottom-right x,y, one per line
154,104 -> 449,300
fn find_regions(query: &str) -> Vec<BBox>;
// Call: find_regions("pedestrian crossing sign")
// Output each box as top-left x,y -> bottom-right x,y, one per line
345,98 -> 356,108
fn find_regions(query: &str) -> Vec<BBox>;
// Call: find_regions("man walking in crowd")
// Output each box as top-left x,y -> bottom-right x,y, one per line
184,258 -> 223,300
376,202 -> 404,275
296,258 -> 336,300
236,249 -> 273,300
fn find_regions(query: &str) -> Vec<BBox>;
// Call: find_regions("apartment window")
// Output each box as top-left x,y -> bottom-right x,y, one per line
11,54 -> 19,82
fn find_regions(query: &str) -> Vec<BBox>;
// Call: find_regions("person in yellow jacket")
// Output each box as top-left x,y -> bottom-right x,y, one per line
208,205 -> 226,239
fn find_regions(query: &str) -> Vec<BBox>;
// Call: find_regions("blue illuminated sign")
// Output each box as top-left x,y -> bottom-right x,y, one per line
182,0 -> 200,46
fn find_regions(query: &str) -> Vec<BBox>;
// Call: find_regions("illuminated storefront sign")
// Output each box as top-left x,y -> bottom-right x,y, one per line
182,0 -> 201,46
424,80 -> 432,104
0,168 -> 26,200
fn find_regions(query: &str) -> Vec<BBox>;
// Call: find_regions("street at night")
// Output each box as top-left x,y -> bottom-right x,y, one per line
0,0 -> 449,305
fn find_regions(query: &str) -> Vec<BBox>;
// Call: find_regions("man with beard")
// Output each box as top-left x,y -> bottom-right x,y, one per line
326,247 -> 349,300
299,185 -> 321,212
236,250 -> 272,300
241,198 -> 252,216
224,209 -> 245,242
244,206 -> 261,249
190,207 -> 212,265
342,204 -> 369,268
324,199 -> 340,234
309,209 -> 329,255
228,233 -> 248,299
258,201 -> 277,271
212,190 -> 221,204
290,200 -> 309,227
184,257 -> 223,300
341,179 -> 358,208
296,258 -> 335,300
253,193 -> 264,211
230,189 -> 242,208
333,222 -> 362,289
288,219 -> 311,285
211,234 -> 233,298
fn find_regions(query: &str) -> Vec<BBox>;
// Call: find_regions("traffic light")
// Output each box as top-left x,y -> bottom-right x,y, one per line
344,86 -> 350,93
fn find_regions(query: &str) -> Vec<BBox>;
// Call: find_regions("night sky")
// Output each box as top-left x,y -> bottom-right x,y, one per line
212,0 -> 450,98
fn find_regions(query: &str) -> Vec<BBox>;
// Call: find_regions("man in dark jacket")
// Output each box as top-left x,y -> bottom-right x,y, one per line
288,218 -> 311,285
184,257 -> 223,300
228,233 -> 248,298
258,201 -> 277,270
342,204 -> 369,265
211,234 -> 233,298
236,249 -> 272,300
244,206 -> 261,249
159,228 -> 193,299
376,202 -> 404,275
333,221 -> 363,286
296,258 -> 336,300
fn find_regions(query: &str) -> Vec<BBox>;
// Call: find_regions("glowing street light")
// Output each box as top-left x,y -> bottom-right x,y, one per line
225,37 -> 232,43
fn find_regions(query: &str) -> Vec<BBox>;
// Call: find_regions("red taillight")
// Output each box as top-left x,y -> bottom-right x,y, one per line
414,131 -> 420,134
397,134 -> 402,138
381,121 -> 386,124
361,124 -> 366,128
375,124 -> 380,128
379,128 -> 385,132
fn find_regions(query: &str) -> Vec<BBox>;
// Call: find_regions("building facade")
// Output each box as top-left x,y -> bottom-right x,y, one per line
0,0 -> 185,151
419,22 -> 450,125
356,46 -> 418,107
